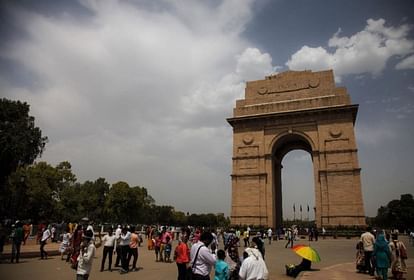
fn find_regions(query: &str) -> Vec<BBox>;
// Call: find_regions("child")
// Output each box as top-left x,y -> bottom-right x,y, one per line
215,249 -> 229,280
165,236 -> 172,262
59,226 -> 71,261
154,234 -> 161,262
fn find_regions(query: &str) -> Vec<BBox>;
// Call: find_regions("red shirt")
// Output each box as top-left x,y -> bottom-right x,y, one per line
175,241 -> 190,264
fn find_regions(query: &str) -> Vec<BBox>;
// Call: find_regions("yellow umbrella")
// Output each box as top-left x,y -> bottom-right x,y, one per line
292,245 -> 321,262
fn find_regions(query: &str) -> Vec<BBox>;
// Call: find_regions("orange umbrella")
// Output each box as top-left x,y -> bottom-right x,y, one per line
292,245 -> 321,262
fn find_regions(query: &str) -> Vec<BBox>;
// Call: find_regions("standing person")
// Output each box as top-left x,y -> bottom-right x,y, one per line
239,247 -> 269,280
86,223 -> 95,242
100,227 -> 117,272
165,235 -> 172,262
373,233 -> 391,280
147,226 -> 155,250
190,231 -> 217,280
59,226 -> 71,261
224,234 -> 241,279
360,227 -> 376,276
128,226 -> 139,271
242,230 -> 249,248
114,225 -> 122,267
36,223 -> 45,244
285,228 -> 294,248
22,222 -> 31,245
119,226 -> 131,274
175,234 -> 190,280
76,229 -> 96,280
314,228 -> 319,241
267,228 -> 272,245
154,233 -> 162,262
51,224 -> 57,242
11,221 -> 23,263
211,229 -> 218,253
215,249 -> 229,280
389,233 -> 408,280
71,225 -> 83,267
252,236 -> 265,260
159,227 -> 167,262
40,223 -> 51,260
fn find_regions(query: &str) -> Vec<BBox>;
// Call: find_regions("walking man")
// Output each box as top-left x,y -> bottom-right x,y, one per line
40,224 -> 51,259
285,228 -> 294,248
11,221 -> 23,263
360,227 -> 376,276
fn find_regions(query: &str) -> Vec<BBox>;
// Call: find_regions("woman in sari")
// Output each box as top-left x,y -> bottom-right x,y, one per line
70,224 -> 83,267
389,234 -> 408,280
225,233 -> 240,280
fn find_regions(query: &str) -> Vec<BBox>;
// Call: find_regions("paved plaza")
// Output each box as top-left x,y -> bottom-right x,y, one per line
1,236 -> 413,280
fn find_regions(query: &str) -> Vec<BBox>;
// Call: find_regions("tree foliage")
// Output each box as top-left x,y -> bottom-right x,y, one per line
0,98 -> 48,190
374,193 -> 414,230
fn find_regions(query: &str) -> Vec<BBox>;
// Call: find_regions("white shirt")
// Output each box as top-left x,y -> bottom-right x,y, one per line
115,227 -> 122,239
239,248 -> 269,280
41,229 -> 51,242
119,231 -> 131,246
101,234 -> 117,249
77,242 -> 96,275
62,233 -> 71,245
86,225 -> 95,240
190,241 -> 217,276
267,229 -> 272,237
360,231 -> 375,251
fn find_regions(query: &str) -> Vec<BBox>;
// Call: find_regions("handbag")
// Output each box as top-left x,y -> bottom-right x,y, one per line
186,245 -> 204,280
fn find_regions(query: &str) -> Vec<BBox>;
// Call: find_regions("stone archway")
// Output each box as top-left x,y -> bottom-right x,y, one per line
227,70 -> 366,228
272,133 -> 313,228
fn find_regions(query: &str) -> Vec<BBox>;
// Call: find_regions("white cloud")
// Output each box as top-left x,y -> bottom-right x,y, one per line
0,0 -> 276,215
396,54 -> 414,69
286,18 -> 414,81
235,47 -> 274,81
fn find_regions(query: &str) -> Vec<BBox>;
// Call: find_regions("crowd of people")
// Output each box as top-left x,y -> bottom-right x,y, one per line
1,220 -> 412,280
358,227 -> 408,280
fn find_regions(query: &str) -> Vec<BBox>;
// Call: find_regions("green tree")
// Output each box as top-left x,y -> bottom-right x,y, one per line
374,193 -> 414,230
58,183 -> 82,222
3,161 -> 77,222
0,99 -> 48,193
105,181 -> 132,223
77,178 -> 110,223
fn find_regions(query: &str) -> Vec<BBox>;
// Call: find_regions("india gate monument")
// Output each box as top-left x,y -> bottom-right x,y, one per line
227,70 -> 366,229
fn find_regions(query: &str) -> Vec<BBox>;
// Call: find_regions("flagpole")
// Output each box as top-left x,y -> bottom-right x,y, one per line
293,203 -> 296,221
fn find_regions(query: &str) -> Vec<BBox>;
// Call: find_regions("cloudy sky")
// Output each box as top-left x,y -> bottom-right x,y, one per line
1,0 -> 413,220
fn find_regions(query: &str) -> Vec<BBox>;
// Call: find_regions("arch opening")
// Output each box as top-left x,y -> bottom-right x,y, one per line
272,134 -> 314,228
281,150 -> 314,223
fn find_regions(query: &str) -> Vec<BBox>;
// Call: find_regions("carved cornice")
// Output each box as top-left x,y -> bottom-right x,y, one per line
318,168 -> 361,175
227,105 -> 358,127
231,173 -> 267,178
314,149 -> 358,154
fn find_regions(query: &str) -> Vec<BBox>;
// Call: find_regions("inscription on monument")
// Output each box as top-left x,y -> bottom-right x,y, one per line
258,77 -> 320,95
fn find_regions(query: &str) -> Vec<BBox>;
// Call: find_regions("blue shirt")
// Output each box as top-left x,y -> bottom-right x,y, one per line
215,259 -> 229,280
